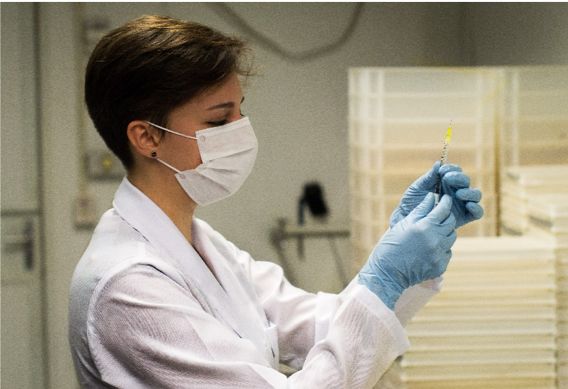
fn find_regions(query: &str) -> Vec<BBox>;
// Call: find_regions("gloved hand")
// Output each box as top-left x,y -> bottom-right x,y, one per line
389,161 -> 484,229
359,193 -> 457,310
441,171 -> 484,228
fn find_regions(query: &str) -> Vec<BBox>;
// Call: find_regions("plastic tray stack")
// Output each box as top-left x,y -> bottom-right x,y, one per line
401,237 -> 557,389
527,195 -> 568,388
348,66 -> 568,274
500,67 -> 568,168
500,165 -> 568,236
349,67 -> 501,272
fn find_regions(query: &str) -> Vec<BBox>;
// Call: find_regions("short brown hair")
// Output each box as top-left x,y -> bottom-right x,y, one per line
85,15 -> 252,169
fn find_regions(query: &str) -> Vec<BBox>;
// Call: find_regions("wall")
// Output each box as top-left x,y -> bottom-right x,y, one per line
38,5 -> 83,389
34,3 -> 568,388
466,3 -> 568,66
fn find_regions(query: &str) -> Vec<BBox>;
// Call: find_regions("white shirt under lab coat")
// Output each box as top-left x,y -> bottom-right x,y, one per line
68,178 -> 442,388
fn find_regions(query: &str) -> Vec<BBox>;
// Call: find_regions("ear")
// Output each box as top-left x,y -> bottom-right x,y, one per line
127,120 -> 162,159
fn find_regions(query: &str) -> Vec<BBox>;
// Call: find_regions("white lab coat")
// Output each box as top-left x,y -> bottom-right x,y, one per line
68,178 -> 441,388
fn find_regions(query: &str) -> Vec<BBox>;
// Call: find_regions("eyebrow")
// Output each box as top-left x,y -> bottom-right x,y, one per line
207,96 -> 245,111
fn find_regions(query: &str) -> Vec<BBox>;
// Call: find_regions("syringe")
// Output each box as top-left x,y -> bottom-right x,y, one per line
434,122 -> 452,205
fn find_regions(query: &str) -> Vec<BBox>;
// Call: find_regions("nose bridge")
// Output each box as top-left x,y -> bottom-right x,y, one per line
232,109 -> 245,122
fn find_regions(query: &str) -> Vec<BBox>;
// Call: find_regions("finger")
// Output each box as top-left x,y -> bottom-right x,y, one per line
465,202 -> 485,220
455,188 -> 482,202
406,192 -> 436,223
444,248 -> 453,263
439,230 -> 457,252
442,172 -> 470,189
440,212 -> 457,234
439,164 -> 462,176
449,230 -> 457,246
433,250 -> 452,277
427,194 -> 452,223
414,161 -> 441,190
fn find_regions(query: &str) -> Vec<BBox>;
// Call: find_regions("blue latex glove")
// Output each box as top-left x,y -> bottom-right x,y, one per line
389,161 -> 484,229
359,193 -> 457,310
441,171 -> 484,228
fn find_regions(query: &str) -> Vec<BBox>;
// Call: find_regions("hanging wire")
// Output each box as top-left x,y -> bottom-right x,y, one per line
208,3 -> 365,62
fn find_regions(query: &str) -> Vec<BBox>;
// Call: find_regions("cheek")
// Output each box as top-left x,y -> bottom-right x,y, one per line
165,139 -> 202,170
179,142 -> 202,170
189,142 -> 203,167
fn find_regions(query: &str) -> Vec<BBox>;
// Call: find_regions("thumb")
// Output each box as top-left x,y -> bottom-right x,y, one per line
427,194 -> 453,223
405,192 -> 436,223
415,161 -> 441,190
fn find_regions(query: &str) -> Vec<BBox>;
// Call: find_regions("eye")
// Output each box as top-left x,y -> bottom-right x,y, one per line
207,120 -> 228,127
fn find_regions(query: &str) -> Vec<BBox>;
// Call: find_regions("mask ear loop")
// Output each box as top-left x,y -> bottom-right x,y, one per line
145,121 -> 193,175
146,121 -> 197,140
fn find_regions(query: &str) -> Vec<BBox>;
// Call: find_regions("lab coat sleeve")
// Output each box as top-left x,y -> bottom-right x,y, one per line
241,258 -> 412,387
394,278 -> 443,327
287,283 -> 411,388
201,221 -> 439,388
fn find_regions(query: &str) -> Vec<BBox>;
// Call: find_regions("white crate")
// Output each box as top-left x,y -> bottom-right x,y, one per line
349,67 -> 568,387
500,67 -> 568,167
349,67 -> 500,273
348,66 -> 568,272
500,165 -> 568,236
402,237 -> 556,387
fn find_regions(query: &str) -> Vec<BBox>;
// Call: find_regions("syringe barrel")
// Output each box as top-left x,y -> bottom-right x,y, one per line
440,141 -> 450,165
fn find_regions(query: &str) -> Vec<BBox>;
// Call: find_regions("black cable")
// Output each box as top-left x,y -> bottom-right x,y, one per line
208,3 -> 365,62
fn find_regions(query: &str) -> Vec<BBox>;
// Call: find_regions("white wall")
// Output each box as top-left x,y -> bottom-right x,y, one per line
33,3 -> 568,388
467,3 -> 568,66
38,5 -> 83,389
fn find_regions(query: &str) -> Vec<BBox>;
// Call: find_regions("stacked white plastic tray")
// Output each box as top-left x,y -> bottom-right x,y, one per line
349,67 -> 501,271
527,195 -> 568,388
500,67 -> 568,168
500,165 -> 568,236
401,237 -> 557,389
348,66 -> 568,273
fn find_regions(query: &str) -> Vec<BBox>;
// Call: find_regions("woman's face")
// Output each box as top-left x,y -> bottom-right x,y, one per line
157,72 -> 245,171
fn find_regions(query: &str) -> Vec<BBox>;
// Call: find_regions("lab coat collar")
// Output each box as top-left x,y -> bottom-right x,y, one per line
112,179 -> 244,330
112,178 -> 277,367
190,220 -> 278,365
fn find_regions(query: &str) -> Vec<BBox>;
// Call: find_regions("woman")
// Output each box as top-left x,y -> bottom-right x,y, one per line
69,15 -> 483,388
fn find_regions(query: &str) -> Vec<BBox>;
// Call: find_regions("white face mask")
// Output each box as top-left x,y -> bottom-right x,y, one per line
147,117 -> 258,206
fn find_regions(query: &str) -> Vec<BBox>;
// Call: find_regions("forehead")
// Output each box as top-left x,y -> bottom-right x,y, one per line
166,73 -> 242,124
192,73 -> 243,107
